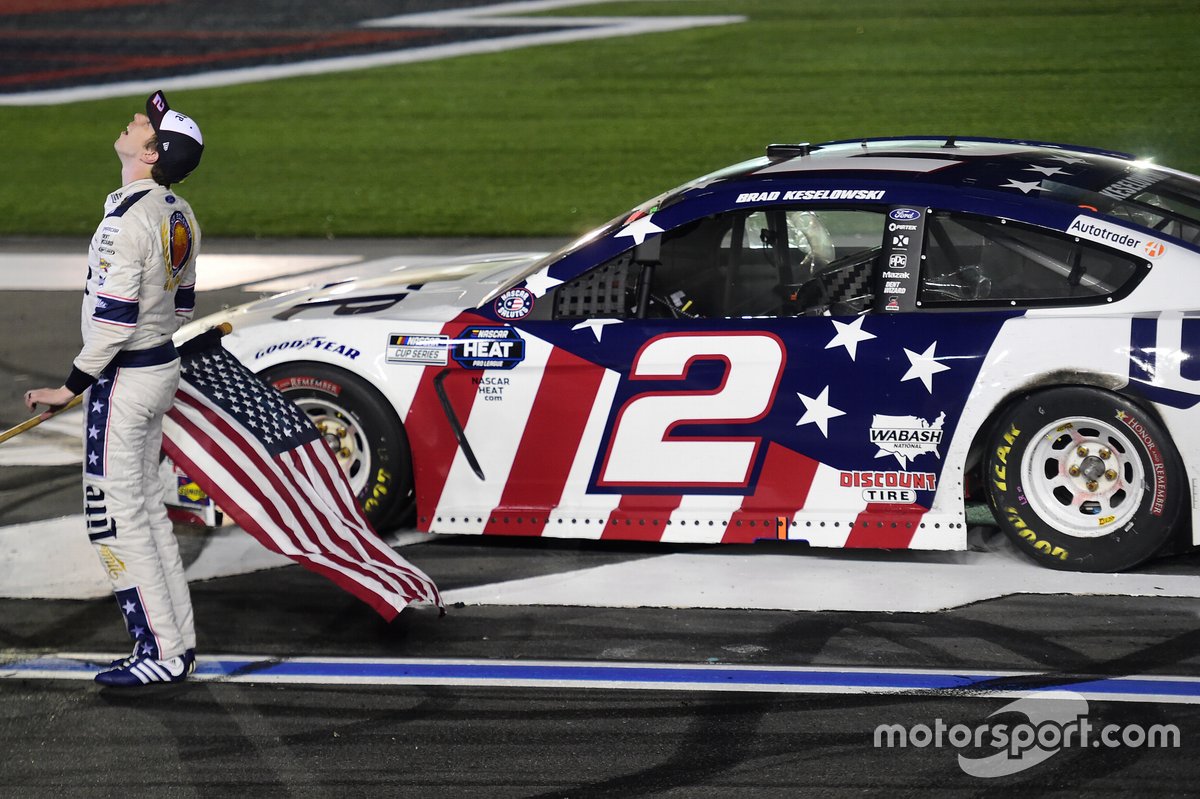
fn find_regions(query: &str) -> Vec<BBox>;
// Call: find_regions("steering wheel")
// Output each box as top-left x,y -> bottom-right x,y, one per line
789,246 -> 881,315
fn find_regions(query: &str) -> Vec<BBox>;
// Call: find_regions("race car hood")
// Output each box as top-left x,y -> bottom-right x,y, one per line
177,251 -> 546,342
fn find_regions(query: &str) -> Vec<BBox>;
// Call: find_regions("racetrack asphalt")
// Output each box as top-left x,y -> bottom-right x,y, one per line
1,237 -> 1198,797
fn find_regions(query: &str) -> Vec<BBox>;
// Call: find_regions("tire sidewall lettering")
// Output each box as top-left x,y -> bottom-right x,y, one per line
985,388 -> 1180,572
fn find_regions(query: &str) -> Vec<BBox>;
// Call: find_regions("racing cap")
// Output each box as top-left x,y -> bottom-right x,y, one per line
145,90 -> 204,184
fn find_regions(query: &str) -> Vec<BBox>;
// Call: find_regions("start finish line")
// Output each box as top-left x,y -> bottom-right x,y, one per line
4,654 -> 1199,705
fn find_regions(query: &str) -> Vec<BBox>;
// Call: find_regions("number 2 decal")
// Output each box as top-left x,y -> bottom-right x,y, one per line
598,332 -> 786,487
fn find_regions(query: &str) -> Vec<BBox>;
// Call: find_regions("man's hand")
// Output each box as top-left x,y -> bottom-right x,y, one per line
24,386 -> 76,419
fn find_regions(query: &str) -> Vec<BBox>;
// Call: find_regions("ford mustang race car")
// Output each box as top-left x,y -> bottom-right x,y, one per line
178,136 -> 1200,572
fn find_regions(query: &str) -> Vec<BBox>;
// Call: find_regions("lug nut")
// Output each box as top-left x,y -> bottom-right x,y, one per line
1099,448 -> 1111,459
1105,469 -> 1117,481
337,427 -> 347,437
1077,446 -> 1089,457
1086,480 -> 1099,491
339,447 -> 351,458
1069,465 -> 1081,477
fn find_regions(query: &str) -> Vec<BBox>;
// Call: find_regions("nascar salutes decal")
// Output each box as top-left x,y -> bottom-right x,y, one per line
495,287 -> 535,320
452,327 -> 526,370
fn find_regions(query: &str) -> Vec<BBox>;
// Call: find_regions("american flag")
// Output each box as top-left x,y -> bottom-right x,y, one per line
161,327 -> 442,619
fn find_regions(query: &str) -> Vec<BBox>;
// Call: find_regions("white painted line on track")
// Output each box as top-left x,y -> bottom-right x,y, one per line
441,546 -> 1200,612
1,1 -> 744,106
5,653 -> 1199,704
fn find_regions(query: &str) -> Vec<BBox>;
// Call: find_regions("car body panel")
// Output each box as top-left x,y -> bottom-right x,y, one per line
182,137 -> 1200,553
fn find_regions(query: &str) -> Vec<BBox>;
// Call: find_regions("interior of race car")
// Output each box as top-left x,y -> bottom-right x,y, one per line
552,207 -> 887,321
549,203 -> 1158,319
917,212 -> 1144,306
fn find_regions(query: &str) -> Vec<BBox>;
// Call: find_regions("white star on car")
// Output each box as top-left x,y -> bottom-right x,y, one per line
1000,178 -> 1044,194
615,215 -> 664,246
824,316 -> 876,361
572,318 -> 622,342
796,386 -> 845,438
1024,164 -> 1070,177
523,268 -> 564,298
901,341 -> 951,392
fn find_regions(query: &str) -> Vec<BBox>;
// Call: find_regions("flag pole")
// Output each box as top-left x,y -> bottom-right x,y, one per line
0,395 -> 83,445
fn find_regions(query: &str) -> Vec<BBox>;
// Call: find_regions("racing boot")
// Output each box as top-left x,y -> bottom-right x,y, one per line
95,649 -> 196,687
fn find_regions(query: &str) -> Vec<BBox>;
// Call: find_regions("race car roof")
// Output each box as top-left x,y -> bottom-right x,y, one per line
709,137 -> 1200,246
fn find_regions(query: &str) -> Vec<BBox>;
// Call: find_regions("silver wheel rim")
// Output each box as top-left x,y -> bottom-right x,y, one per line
294,397 -> 370,496
1021,415 -> 1145,539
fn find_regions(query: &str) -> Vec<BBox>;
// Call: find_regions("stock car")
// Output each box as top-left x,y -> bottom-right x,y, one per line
175,136 -> 1200,572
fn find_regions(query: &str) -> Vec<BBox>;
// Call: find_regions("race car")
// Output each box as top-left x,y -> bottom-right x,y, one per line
177,136 -> 1200,572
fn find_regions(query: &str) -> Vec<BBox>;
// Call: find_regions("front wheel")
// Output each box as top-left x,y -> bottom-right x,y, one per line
259,362 -> 414,531
984,387 -> 1183,572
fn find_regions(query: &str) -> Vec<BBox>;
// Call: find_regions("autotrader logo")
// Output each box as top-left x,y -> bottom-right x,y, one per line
873,690 -> 1181,778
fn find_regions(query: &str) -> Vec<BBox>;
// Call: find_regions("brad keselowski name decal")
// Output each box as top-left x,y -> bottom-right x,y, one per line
735,189 -> 887,203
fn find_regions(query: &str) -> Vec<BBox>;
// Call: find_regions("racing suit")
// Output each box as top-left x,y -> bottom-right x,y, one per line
65,178 -> 200,661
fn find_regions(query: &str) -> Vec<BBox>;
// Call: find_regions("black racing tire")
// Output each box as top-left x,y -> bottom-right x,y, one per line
984,386 -> 1184,572
258,361 -> 414,532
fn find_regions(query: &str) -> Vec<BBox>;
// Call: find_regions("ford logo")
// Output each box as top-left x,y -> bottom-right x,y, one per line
889,208 -> 921,221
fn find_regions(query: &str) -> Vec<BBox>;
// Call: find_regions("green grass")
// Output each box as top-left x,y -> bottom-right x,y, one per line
2,0 -> 1199,238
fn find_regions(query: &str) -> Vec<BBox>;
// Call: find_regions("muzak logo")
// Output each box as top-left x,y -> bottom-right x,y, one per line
873,691 -> 1181,778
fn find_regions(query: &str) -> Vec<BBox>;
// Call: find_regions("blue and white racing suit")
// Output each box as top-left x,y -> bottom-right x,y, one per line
65,178 -> 201,661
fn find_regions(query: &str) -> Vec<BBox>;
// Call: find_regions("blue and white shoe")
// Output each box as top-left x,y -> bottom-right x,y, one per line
95,649 -> 196,687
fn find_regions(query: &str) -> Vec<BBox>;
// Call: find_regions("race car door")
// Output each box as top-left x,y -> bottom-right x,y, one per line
488,203 -> 1006,546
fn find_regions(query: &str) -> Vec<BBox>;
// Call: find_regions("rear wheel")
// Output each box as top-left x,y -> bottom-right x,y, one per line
984,387 -> 1183,572
258,362 -> 414,531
